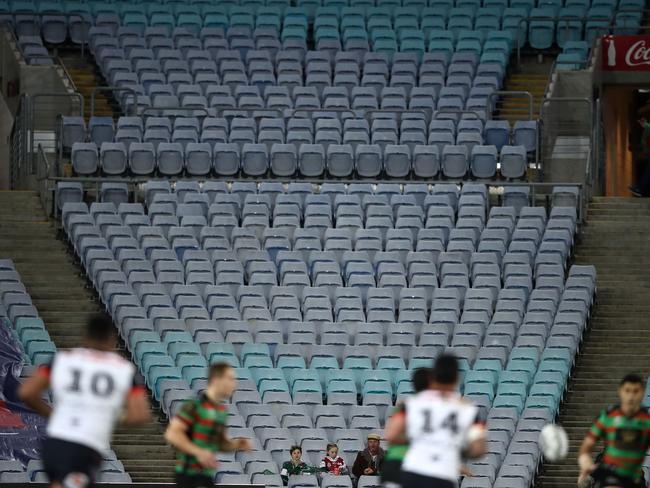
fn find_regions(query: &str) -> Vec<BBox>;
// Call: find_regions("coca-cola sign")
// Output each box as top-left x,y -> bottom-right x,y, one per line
602,35 -> 650,71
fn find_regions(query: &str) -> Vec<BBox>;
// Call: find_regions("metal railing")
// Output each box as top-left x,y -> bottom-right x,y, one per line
90,85 -> 137,117
9,95 -> 29,189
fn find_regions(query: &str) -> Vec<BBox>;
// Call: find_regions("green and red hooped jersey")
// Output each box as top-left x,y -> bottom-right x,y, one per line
588,405 -> 650,481
174,394 -> 229,477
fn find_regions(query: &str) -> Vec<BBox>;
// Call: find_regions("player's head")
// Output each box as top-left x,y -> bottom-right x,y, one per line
84,314 -> 117,350
412,368 -> 433,393
207,362 -> 237,399
431,354 -> 459,390
290,445 -> 302,461
618,373 -> 645,413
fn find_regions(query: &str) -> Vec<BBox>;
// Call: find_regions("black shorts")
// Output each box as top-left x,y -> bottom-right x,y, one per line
381,459 -> 403,484
175,472 -> 214,488
401,471 -> 457,488
42,437 -> 102,486
592,466 -> 644,488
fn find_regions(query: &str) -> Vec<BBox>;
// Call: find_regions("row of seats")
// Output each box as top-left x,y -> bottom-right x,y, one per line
63,116 -> 529,151
70,140 -> 530,179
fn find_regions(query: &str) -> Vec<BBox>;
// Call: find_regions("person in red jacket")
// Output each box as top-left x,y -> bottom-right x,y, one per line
320,443 -> 349,476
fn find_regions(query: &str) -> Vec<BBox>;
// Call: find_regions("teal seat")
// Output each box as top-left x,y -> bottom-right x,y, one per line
208,352 -> 240,367
397,381 -> 415,396
256,7 -> 282,31
181,366 -> 208,384
21,329 -> 51,347
293,378 -> 323,394
428,40 -> 454,62
277,355 -> 307,370
541,347 -> 572,367
342,6 -> 366,21
474,358 -> 503,374
281,26 -> 307,42
484,40 -> 510,56
377,0 -> 401,8
343,356 -> 373,370
343,28 -> 369,43
409,357 -> 432,369
538,358 -> 569,375
421,10 -> 446,37
524,394 -> 558,416
377,357 -> 406,371
150,366 -> 182,400
310,355 -> 339,369
122,12 -> 147,29
178,13 -> 202,35
315,17 -> 339,31
528,7 -> 555,49
509,346 -> 539,364
342,16 -> 365,31
492,393 -> 525,414
367,15 -> 392,33
202,7 -> 228,28
556,7 -> 584,47
259,378 -> 290,394
15,317 -> 45,335
530,382 -> 562,401
363,379 -> 393,396
400,39 -> 425,59
475,10 -> 501,34
465,382 -> 495,401
206,342 -> 236,357
229,7 -> 255,28
251,367 -> 285,387
499,370 -> 531,387
393,370 -> 412,389
234,367 -> 253,381
502,7 -> 527,46
27,341 -> 56,366
241,343 -> 271,362
315,26 -> 340,43
135,341 -> 167,365
480,51 -> 507,67
496,381 -> 527,399
163,331 -> 194,346
296,0 -> 320,20
360,369 -> 392,386
563,40 -> 588,56
327,379 -> 357,395
465,369 -> 498,387
168,342 -> 202,361
244,355 -> 274,369
142,354 -> 175,376
177,354 -> 208,372
316,6 -> 341,19
506,357 -> 536,382
487,30 -> 515,52
533,370 -> 564,387
287,369 -> 320,385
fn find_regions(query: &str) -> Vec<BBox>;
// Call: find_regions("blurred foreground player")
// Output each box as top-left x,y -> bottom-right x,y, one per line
19,314 -> 151,488
578,374 -> 650,488
382,368 -> 433,487
386,354 -> 486,488
165,362 -> 252,488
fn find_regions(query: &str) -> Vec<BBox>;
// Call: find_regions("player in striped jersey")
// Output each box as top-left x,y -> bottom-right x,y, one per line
578,374 -> 650,488
164,363 -> 252,488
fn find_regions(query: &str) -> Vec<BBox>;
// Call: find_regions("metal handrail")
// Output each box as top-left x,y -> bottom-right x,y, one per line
488,90 -> 534,120
56,55 -> 78,93
90,85 -> 137,117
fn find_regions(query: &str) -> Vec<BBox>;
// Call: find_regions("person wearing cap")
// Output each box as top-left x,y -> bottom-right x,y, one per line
352,433 -> 385,479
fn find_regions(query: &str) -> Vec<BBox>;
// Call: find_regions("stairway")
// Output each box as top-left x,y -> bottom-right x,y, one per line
58,48 -> 116,119
497,55 -> 553,124
0,191 -> 175,482
538,197 -> 650,488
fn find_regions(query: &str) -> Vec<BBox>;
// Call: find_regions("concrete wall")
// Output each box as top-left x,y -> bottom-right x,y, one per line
0,94 -> 13,190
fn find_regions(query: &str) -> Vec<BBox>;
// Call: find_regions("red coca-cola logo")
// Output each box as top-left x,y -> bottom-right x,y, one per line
624,40 -> 650,66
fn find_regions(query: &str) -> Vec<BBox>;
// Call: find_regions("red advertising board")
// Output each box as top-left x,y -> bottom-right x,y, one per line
602,35 -> 650,71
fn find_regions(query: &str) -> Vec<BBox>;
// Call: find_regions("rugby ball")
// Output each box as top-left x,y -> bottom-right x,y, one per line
539,424 -> 569,462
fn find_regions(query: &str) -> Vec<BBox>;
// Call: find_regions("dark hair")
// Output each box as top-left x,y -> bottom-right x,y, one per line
85,314 -> 116,342
208,362 -> 233,381
326,443 -> 338,451
412,368 -> 433,393
290,445 -> 302,454
432,354 -> 459,385
620,373 -> 644,387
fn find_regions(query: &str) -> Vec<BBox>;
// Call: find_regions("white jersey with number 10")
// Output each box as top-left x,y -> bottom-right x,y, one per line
45,348 -> 138,453
402,390 -> 482,481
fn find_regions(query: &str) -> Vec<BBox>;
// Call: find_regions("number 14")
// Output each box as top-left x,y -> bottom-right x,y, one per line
423,410 -> 459,434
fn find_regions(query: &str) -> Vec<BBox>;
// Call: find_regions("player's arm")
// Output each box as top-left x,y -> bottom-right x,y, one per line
18,365 -> 52,418
463,415 -> 487,460
384,408 -> 407,445
121,384 -> 151,426
577,411 -> 604,483
219,433 -> 252,452
165,417 -> 218,469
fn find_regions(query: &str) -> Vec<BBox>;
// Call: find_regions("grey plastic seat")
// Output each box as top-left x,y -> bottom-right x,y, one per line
156,143 -> 184,175
471,145 -> 498,178
327,144 -> 354,177
384,145 -> 411,178
355,144 -> 382,178
441,145 -> 469,178
214,143 -> 240,176
72,142 -> 99,175
501,145 -> 527,179
242,143 -> 268,176
270,144 -> 298,177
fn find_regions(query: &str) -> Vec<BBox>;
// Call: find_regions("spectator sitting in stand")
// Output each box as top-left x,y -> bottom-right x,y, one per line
320,443 -> 349,476
281,445 -> 310,485
352,433 -> 385,479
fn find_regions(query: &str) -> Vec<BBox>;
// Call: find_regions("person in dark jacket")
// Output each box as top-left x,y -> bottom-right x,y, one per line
352,433 -> 385,478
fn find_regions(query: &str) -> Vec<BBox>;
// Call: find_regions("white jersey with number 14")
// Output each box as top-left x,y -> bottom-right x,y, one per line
402,390 -> 481,481
45,348 -> 138,453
